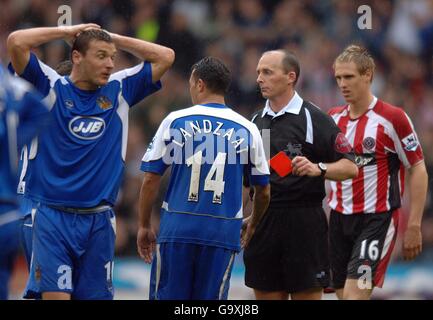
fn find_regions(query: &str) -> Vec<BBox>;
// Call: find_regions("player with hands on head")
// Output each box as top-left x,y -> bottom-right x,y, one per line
7,23 -> 174,300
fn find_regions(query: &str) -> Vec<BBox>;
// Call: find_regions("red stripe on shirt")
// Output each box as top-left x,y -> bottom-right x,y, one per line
352,115 -> 369,213
376,124 -> 389,212
335,113 -> 350,213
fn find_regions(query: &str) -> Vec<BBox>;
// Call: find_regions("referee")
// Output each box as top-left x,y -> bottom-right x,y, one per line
243,50 -> 358,300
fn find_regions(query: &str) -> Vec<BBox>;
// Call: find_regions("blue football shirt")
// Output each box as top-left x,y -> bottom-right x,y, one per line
141,103 -> 269,251
0,65 -> 49,212
16,53 -> 161,207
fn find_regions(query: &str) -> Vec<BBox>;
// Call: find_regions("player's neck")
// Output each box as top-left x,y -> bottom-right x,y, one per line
69,72 -> 99,91
196,94 -> 225,106
348,93 -> 374,119
268,89 -> 295,113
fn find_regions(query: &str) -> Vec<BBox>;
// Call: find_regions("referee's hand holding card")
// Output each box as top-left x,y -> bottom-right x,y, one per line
269,151 -> 323,177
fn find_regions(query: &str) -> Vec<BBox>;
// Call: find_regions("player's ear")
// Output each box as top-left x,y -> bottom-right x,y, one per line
71,50 -> 82,65
197,78 -> 205,93
287,71 -> 296,86
365,69 -> 373,83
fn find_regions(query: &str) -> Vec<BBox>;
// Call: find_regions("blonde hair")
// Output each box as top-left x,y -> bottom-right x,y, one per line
334,45 -> 375,82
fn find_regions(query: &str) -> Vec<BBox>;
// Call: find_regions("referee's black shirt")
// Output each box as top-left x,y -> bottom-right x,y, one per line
251,92 -> 355,209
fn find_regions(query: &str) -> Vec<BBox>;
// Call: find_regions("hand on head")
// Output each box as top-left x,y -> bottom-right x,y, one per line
62,23 -> 101,46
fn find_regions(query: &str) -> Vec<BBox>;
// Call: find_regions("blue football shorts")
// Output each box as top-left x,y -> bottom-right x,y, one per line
18,197 -> 38,270
0,206 -> 21,300
25,203 -> 116,300
150,242 -> 236,300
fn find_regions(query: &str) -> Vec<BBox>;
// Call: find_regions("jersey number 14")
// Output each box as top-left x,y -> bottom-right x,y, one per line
186,151 -> 227,204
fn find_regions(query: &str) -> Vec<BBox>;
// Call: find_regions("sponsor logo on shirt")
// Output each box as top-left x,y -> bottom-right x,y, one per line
354,153 -> 376,167
69,116 -> 106,140
402,133 -> 419,152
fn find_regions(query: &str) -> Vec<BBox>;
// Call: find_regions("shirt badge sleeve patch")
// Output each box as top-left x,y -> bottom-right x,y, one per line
401,133 -> 419,151
334,132 -> 352,154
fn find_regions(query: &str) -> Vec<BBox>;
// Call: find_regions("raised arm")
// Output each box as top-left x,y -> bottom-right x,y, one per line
319,158 -> 358,181
292,156 -> 358,181
109,33 -> 175,82
7,24 -> 100,75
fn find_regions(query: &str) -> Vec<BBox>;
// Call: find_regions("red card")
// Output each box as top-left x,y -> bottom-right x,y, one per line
269,151 -> 292,177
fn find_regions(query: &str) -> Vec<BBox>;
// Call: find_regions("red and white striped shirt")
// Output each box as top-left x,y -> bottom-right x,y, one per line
328,97 -> 424,214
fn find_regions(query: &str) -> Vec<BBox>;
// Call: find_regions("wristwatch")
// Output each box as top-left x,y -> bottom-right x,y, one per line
318,162 -> 327,177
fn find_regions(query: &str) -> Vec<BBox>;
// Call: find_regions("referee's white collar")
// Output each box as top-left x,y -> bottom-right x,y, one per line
261,91 -> 304,118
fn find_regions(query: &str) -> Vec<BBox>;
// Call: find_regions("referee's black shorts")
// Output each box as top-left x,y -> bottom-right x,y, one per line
243,206 -> 330,293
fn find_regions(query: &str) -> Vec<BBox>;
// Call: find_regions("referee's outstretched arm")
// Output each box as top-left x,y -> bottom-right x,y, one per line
292,156 -> 358,181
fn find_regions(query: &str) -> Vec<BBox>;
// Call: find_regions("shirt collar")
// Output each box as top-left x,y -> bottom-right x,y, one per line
368,96 -> 378,110
261,91 -> 304,118
200,103 -> 228,109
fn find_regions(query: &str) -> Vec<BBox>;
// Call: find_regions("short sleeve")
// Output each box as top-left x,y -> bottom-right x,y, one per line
3,73 -> 50,149
17,90 -> 51,149
319,113 -> 355,163
140,115 -> 172,175
248,125 -> 270,186
110,62 -> 162,107
15,52 -> 60,98
390,110 -> 424,168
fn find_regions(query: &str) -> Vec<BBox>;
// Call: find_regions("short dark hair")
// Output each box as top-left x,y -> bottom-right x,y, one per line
71,29 -> 112,56
191,57 -> 231,95
55,60 -> 73,76
266,49 -> 301,85
282,51 -> 300,84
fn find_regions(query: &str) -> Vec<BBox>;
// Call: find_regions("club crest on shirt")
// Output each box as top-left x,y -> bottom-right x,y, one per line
97,95 -> 113,110
334,132 -> 352,154
362,137 -> 376,150
402,133 -> 419,152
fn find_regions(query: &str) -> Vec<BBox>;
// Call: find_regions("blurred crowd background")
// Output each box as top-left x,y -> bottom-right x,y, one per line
1,0 -> 432,265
